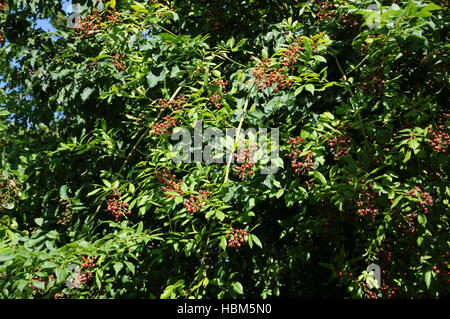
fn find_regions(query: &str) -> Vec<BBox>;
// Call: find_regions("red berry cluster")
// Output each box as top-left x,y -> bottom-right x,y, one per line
399,214 -> 417,235
234,141 -> 257,180
285,137 -> 315,175
157,95 -> 187,110
74,8 -> 122,39
155,169 -> 184,199
281,38 -> 306,69
360,70 -> 386,95
0,0 -> 6,12
112,52 -> 127,71
313,0 -> 337,21
406,186 -> 433,212
106,188 -> 131,222
432,253 -> 449,282
152,115 -> 177,136
360,34 -> 386,55
184,190 -> 209,213
0,177 -> 23,213
226,227 -> 248,248
324,126 -> 351,159
210,79 -> 228,92
208,80 -> 228,109
355,180 -> 379,221
427,123 -> 449,153
341,13 -> 362,29
208,92 -> 223,109
252,58 -> 291,92
81,256 -> 96,269
57,198 -> 73,226
69,257 -> 95,289
364,283 -> 397,299
0,32 -> 4,46
203,1 -> 224,32
337,270 -> 353,282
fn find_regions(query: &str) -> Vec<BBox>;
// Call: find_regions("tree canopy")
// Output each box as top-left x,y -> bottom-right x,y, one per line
0,0 -> 449,299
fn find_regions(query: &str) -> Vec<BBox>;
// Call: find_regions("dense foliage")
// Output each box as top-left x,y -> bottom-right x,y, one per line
0,0 -> 449,299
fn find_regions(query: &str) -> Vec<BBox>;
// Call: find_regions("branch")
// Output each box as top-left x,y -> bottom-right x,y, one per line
333,55 -> 370,151
223,94 -> 250,183
119,85 -> 183,174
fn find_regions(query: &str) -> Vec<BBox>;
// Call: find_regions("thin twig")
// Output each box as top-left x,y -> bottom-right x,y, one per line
89,86 -> 184,224
333,55 -> 370,151
119,85 -> 183,174
224,94 -> 250,183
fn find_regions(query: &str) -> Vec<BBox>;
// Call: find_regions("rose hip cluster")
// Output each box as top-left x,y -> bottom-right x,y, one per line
208,80 -> 228,109
152,115 -> 177,136
155,169 -> 184,199
74,8 -> 122,39
234,141 -> 257,180
252,58 -> 291,92
57,198 -> 73,226
106,188 -> 131,222
112,52 -> 127,71
427,122 -> 449,153
226,227 -> 248,248
0,177 -> 23,213
355,180 -> 379,221
184,190 -> 209,213
406,186 -> 433,212
157,95 -> 187,110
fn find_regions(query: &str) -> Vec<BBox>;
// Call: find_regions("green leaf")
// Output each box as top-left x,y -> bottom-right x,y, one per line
60,185 -> 69,200
390,195 -> 403,209
403,149 -> 411,163
424,271 -> 431,289
215,210 -> 225,221
81,87 -> 94,102
33,280 -> 45,290
113,262 -> 124,275
160,286 -> 173,299
314,171 -> 327,184
34,218 -> 43,227
128,183 -> 136,194
124,261 -> 135,275
110,0 -> 116,9
305,84 -> 315,95
231,281 -> 243,294
55,268 -> 67,284
418,214 -> 427,226
417,236 -> 423,247
250,234 -> 262,248
219,236 -> 227,251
